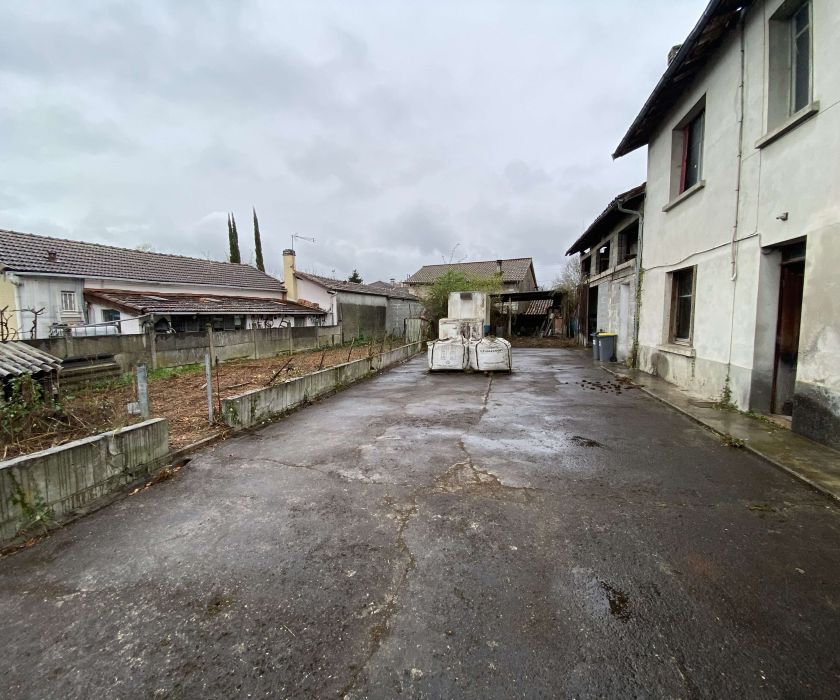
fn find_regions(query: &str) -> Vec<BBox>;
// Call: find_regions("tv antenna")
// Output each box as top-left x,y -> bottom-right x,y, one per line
291,233 -> 316,249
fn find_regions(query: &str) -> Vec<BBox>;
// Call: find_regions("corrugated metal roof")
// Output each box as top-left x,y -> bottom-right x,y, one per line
566,183 -> 645,256
0,341 -> 62,379
406,258 -> 534,285
0,229 -> 286,293
522,299 -> 552,316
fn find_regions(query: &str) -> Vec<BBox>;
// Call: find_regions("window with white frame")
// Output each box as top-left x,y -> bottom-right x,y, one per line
60,291 -> 78,312
768,1 -> 813,129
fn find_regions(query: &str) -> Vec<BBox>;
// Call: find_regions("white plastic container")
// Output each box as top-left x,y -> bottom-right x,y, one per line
428,338 -> 469,371
447,292 -> 490,325
468,337 -> 512,372
439,318 -> 484,340
438,318 -> 461,340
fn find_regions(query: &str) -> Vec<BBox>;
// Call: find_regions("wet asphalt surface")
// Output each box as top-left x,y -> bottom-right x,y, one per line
1,349 -> 839,699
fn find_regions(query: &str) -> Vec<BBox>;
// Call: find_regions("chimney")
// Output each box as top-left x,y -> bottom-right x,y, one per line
667,44 -> 682,65
283,249 -> 298,301
389,278 -> 396,286
496,259 -> 503,277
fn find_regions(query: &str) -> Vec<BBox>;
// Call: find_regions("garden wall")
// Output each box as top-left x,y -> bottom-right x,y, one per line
25,325 -> 344,372
0,419 -> 170,543
221,342 -> 421,429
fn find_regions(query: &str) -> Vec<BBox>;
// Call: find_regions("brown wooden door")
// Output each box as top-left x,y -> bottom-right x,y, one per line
772,259 -> 805,415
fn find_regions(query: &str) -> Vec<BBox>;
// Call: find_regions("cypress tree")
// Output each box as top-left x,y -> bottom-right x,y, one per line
253,207 -> 265,272
228,211 -> 241,263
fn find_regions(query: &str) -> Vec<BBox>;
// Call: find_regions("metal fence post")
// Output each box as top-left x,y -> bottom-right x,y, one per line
205,352 -> 214,423
136,363 -> 150,419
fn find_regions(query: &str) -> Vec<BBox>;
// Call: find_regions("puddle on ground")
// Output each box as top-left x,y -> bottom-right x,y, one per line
600,581 -> 631,622
569,435 -> 603,448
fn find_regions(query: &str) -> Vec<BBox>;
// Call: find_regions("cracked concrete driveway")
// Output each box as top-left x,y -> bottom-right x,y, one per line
1,349 -> 839,698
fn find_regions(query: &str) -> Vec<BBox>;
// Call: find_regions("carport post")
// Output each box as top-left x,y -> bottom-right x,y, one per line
205,352 -> 214,424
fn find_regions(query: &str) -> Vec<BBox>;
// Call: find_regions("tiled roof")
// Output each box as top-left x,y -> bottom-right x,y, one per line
0,229 -> 286,293
84,290 -> 325,316
296,272 -> 418,301
406,258 -> 534,285
613,0 -> 746,157
565,183 -> 645,256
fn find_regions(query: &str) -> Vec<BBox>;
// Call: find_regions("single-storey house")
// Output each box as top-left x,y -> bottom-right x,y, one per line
0,229 -> 324,339
405,258 -> 538,299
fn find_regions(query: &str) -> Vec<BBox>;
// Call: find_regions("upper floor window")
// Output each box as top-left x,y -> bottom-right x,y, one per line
596,241 -> 611,274
668,96 -> 706,203
620,220 -> 639,263
102,309 -> 120,323
60,291 -> 77,312
768,1 -> 813,129
790,3 -> 811,113
681,110 -> 705,192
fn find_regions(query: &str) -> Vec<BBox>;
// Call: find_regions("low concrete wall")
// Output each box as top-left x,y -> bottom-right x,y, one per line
222,342 -> 421,429
0,419 -> 170,542
26,325 -> 344,372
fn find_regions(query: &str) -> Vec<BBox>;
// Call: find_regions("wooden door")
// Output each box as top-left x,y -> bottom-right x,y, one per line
772,256 -> 805,415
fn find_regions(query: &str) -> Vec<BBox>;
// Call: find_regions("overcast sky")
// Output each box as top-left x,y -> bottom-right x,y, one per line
0,1 -> 707,285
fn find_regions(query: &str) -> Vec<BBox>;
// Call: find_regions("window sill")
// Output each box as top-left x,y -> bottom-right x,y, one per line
755,101 -> 820,150
662,180 -> 705,212
657,343 -> 696,358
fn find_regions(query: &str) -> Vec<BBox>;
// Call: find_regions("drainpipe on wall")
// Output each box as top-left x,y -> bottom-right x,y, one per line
724,6 -> 748,399
616,198 -> 644,369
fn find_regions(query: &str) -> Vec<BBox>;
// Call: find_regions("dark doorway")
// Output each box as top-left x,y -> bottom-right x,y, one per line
587,285 -> 599,342
772,242 -> 806,415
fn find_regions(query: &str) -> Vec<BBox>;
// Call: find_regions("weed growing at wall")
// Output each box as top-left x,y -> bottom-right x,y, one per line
6,471 -> 54,535
714,375 -> 738,411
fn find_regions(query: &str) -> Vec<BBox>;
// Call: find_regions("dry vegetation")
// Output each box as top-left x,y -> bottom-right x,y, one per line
2,339 -> 400,460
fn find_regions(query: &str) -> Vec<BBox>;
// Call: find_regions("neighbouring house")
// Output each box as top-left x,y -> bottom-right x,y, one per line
612,0 -> 839,448
566,183 -> 645,362
0,229 -> 325,339
282,250 -> 424,340
405,258 -> 538,299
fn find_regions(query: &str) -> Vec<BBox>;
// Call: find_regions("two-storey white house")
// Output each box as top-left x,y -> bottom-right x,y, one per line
614,0 -> 839,449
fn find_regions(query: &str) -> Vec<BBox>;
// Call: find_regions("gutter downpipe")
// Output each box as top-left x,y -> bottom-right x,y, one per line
616,197 -> 644,368
725,6 -> 748,396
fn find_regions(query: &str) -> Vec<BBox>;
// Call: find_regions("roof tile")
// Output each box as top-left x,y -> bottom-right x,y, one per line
406,258 -> 533,285
0,229 -> 286,292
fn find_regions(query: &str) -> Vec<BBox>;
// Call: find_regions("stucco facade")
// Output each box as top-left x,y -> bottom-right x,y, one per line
631,0 -> 840,448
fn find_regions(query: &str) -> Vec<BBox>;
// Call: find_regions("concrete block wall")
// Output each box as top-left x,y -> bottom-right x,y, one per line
0,419 -> 170,542
26,325 -> 344,372
222,342 -> 421,429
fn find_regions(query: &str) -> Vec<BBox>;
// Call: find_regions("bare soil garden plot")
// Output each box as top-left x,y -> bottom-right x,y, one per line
2,340 -> 394,460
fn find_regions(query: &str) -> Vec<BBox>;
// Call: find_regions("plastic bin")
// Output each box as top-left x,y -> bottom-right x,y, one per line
597,333 -> 617,362
590,333 -> 600,360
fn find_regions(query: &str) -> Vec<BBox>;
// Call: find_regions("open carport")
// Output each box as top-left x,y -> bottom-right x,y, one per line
1,349 -> 838,698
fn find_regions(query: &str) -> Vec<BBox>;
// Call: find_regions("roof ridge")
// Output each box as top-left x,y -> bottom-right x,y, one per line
0,227 -> 266,274
417,256 -> 533,269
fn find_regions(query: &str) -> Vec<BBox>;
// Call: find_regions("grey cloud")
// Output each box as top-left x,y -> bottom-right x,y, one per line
504,160 -> 551,193
0,0 -> 708,285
